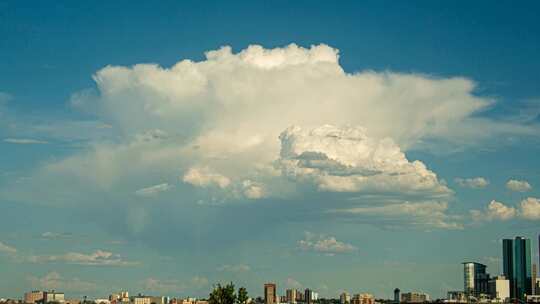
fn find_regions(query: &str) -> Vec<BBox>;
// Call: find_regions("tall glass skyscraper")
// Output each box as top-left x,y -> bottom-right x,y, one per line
503,237 -> 532,301
503,239 -> 514,297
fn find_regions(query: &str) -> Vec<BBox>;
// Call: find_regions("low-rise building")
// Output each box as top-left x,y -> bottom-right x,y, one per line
43,291 -> 64,303
488,276 -> 509,302
446,291 -> 466,303
340,293 -> 350,304
25,291 -> 44,304
401,292 -> 429,303
351,294 -> 374,304
286,289 -> 297,304
133,297 -> 151,304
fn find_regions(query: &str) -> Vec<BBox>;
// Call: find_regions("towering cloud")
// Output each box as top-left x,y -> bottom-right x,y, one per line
3,43 -> 536,231
278,125 -> 450,196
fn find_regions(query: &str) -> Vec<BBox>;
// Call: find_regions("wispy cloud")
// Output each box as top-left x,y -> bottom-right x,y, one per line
142,276 -> 209,293
135,183 -> 173,196
40,231 -> 73,240
28,272 -> 97,292
28,250 -> 139,266
3,138 -> 49,144
217,264 -> 251,272
0,241 -> 17,255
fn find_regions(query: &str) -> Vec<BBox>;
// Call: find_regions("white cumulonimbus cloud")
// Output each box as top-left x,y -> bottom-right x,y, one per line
505,179 -> 532,192
3,43 -> 537,229
454,177 -> 489,189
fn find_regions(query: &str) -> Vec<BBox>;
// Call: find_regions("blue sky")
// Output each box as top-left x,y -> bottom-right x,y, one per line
1,0 -> 540,300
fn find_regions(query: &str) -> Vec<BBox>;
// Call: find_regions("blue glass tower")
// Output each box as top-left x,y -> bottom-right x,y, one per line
504,237 -> 532,301
503,239 -> 515,298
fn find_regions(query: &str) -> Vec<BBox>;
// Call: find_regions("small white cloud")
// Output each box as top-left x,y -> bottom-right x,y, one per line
3,138 -> 49,144
135,183 -> 172,196
217,264 -> 251,272
454,177 -> 489,189
470,200 -> 517,221
0,241 -> 17,255
182,167 -> 231,189
298,232 -> 357,254
519,197 -> 540,220
506,179 -> 532,192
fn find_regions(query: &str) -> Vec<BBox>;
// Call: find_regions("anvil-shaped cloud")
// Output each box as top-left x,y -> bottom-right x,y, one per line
2,43 -> 534,231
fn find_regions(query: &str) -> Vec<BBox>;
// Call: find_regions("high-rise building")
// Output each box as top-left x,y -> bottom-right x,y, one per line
340,293 -> 350,304
304,289 -> 312,304
286,290 -> 297,304
503,236 -> 533,300
265,283 -> 277,304
394,289 -> 400,304
534,264 -> 538,296
514,237 -> 532,300
463,262 -> 490,297
488,276 -> 510,302
503,239 -> 514,293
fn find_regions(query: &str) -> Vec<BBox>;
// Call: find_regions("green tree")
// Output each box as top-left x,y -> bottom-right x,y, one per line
237,287 -> 249,304
209,283 -> 237,304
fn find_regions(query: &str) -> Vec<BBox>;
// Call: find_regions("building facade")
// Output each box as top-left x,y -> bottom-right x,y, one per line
43,292 -> 65,303
488,276 -> 510,302
351,294 -> 374,304
133,297 -> 151,304
304,289 -> 312,304
340,293 -> 350,304
265,283 -> 277,304
286,290 -> 297,304
393,289 -> 400,304
25,291 -> 44,304
503,237 -> 533,300
446,291 -> 466,303
463,262 -> 489,297
401,292 -> 429,303
514,236 -> 532,300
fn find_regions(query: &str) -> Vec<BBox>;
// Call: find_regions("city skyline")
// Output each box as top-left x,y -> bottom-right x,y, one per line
1,0 -> 540,300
